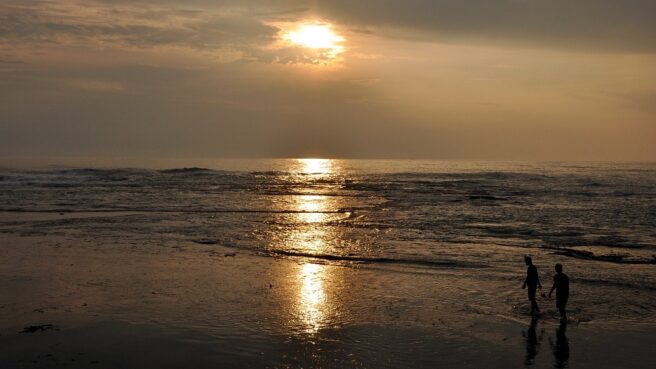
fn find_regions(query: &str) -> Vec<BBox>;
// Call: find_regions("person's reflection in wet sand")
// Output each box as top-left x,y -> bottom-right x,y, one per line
550,320 -> 570,368
523,316 -> 543,366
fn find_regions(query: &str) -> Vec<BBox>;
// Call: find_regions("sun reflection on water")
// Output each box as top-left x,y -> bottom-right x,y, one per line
296,195 -> 328,223
298,263 -> 327,334
298,158 -> 333,176
295,191 -> 330,333
285,159 -> 340,334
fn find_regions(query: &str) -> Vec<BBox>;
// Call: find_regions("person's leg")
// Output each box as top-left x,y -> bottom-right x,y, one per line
561,299 -> 567,320
528,286 -> 539,313
557,299 -> 567,320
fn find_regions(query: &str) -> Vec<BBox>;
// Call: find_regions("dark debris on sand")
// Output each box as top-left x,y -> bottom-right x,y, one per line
193,239 -> 218,245
20,324 -> 58,333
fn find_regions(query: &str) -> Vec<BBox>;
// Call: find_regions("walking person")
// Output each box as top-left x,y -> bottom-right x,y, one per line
549,263 -> 570,321
522,256 -> 542,314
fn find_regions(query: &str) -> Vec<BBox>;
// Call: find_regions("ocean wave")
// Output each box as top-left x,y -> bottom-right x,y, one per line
266,249 -> 489,269
159,167 -> 214,174
250,170 -> 284,176
546,235 -> 653,249
0,208 -> 357,214
574,277 -> 656,291
1,162 -> 655,274
549,247 -> 656,265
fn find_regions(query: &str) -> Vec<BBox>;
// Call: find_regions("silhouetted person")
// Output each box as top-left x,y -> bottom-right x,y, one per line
522,256 -> 542,314
549,320 -> 570,369
523,316 -> 543,366
549,263 -> 569,321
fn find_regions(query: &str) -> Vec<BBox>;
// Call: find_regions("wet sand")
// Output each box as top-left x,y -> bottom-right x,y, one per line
1,234 -> 655,369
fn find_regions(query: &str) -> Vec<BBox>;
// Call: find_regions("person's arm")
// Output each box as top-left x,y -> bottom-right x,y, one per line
522,274 -> 527,289
537,274 -> 542,289
548,277 -> 557,298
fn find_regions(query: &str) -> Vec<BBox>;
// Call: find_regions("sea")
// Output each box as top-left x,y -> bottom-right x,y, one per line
1,159 -> 655,325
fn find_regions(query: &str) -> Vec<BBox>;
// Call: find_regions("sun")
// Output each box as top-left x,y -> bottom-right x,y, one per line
283,24 -> 345,56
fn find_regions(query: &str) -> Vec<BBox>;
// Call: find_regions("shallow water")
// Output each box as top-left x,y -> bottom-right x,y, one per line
1,159 -> 656,328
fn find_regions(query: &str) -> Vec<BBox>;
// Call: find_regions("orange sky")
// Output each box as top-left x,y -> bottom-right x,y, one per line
1,0 -> 655,160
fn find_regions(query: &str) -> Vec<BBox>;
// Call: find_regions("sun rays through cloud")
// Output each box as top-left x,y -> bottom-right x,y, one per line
276,21 -> 346,65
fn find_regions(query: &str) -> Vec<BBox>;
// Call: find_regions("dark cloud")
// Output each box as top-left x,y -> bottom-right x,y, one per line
0,1 -> 278,51
0,58 -> 26,64
3,1 -> 654,53
0,0 -> 349,64
614,90 -> 656,113
315,0 -> 656,52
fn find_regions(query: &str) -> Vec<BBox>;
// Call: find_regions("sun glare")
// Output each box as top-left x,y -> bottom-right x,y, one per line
298,158 -> 332,175
298,263 -> 326,334
285,24 -> 343,49
283,23 -> 345,59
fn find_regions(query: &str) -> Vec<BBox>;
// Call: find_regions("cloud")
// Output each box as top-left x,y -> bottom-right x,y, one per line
69,79 -> 125,92
613,90 -> 656,113
1,1 -> 655,161
0,58 -> 26,64
0,0 -> 281,60
3,0 -> 654,55
0,0 -> 364,65
315,0 -> 656,53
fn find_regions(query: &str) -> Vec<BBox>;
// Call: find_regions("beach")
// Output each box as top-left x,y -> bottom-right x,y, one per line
1,233 -> 655,368
4,0 -> 656,365
1,160 -> 655,368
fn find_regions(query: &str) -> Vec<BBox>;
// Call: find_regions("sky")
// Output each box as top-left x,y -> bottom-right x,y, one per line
1,0 -> 655,161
